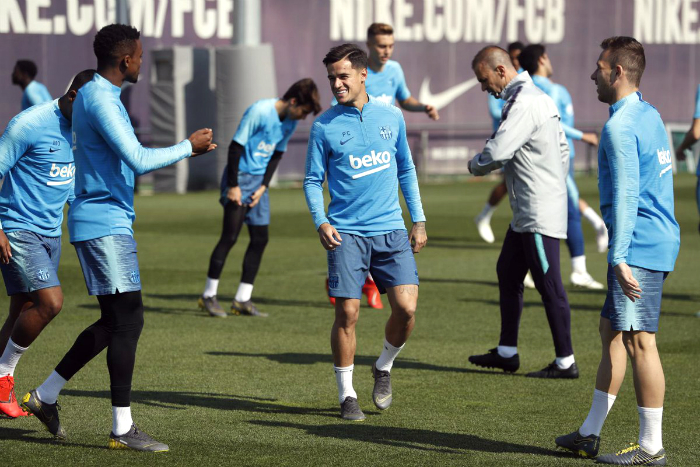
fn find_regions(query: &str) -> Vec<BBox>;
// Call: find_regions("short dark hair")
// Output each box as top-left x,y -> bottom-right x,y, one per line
518,44 -> 546,75
68,69 -> 97,92
323,44 -> 368,70
93,24 -> 140,66
15,60 -> 38,79
600,36 -> 646,87
471,46 -> 512,71
367,23 -> 393,40
507,41 -> 525,53
283,78 -> 322,115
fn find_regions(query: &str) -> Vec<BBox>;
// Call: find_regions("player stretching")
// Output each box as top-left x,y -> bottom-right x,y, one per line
0,70 -> 95,418
519,44 -> 605,289
11,60 -> 52,111
21,24 -> 215,451
305,44 -> 427,420
556,37 -> 678,465
467,46 -> 578,379
199,79 -> 321,317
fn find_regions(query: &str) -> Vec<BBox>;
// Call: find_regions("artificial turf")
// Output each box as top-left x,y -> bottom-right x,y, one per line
2,174 -> 698,466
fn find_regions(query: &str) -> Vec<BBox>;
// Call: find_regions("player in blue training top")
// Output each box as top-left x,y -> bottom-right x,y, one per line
556,37 -> 679,465
305,44 -> 427,421
21,24 -> 215,452
12,60 -> 53,111
199,79 -> 321,318
0,70 -> 95,419
519,44 -> 607,290
675,82 -> 700,230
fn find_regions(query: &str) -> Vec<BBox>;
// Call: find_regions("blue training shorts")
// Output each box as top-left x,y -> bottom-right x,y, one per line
220,172 -> 270,226
327,230 -> 419,299
73,235 -> 141,296
601,264 -> 668,332
0,230 -> 62,295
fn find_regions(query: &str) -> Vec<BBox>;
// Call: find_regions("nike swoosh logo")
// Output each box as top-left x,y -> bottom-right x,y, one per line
340,137 -> 354,145
375,394 -> 392,403
49,148 -> 59,152
418,77 -> 479,111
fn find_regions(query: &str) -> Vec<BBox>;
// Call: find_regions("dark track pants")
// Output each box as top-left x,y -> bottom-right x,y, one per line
496,228 -> 573,357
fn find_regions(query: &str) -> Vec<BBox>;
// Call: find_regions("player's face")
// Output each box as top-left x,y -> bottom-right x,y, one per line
474,63 -> 506,98
288,101 -> 314,120
124,39 -> 143,84
591,50 -> 614,104
509,49 -> 521,70
11,65 -> 21,85
367,34 -> 395,65
327,59 -> 367,106
543,54 -> 553,77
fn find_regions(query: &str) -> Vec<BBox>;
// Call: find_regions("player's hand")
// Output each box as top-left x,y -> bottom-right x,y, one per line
0,230 -> 12,265
409,221 -> 427,253
581,132 -> 599,146
613,262 -> 642,302
189,128 -> 217,156
227,186 -> 243,206
247,185 -> 267,208
676,146 -> 686,161
318,223 -> 342,251
425,105 -> 439,121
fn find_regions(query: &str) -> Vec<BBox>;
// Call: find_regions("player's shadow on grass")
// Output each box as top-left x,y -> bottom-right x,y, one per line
77,302 -> 201,316
205,351 -> 525,377
146,293 -> 331,310
248,420 -> 564,457
0,426 -> 107,449
60,389 -> 344,418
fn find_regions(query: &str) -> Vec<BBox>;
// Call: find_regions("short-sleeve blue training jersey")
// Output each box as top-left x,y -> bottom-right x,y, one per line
531,75 -> 584,159
598,91 -> 680,272
0,100 -> 74,237
304,96 -> 425,236
232,98 -> 298,175
69,73 -> 192,242
22,80 -> 52,111
365,60 -> 411,106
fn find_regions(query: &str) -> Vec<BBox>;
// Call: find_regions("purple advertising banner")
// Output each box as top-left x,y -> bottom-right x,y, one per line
1,0 -> 699,178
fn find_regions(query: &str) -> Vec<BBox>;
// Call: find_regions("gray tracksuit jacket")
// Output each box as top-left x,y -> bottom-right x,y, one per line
469,72 -> 569,239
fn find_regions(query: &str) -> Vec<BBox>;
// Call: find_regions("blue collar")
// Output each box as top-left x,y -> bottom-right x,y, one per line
335,94 -> 375,115
94,73 -> 122,96
609,91 -> 642,117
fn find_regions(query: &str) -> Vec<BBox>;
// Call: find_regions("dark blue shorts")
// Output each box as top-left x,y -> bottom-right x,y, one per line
327,230 -> 419,299
0,230 -> 62,295
74,235 -> 141,296
601,264 -> 667,332
220,173 -> 270,225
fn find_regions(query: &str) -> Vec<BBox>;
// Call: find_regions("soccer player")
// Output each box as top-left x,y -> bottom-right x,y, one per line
20,24 -> 215,451
305,44 -> 427,420
556,37 -> 679,465
474,42 -> 523,245
518,44 -> 605,289
0,70 -> 95,419
11,60 -> 52,110
199,79 -> 321,318
467,46 -> 579,379
675,82 -> 700,231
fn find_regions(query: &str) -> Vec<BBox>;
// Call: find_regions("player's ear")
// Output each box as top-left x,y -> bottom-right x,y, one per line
67,89 -> 78,102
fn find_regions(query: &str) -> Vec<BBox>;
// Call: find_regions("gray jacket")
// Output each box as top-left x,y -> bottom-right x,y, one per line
469,72 -> 569,239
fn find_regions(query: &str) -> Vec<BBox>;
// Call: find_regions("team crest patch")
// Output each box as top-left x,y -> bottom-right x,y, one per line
36,269 -> 50,282
328,274 -> 339,289
129,270 -> 141,284
379,126 -> 392,140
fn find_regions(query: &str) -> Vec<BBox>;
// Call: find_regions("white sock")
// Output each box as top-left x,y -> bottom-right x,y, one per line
582,207 -> 606,230
375,339 -> 405,372
235,282 -> 254,302
35,371 -> 68,404
638,406 -> 663,454
497,345 -> 518,358
203,277 -> 219,298
112,406 -> 134,436
478,203 -> 497,221
580,389 -> 617,436
0,339 -> 28,377
334,365 -> 357,404
571,255 -> 587,274
555,354 -> 575,370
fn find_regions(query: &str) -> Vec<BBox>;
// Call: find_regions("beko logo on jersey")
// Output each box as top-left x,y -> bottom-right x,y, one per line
253,140 -> 276,157
657,148 -> 673,177
47,163 -> 75,186
349,150 -> 391,179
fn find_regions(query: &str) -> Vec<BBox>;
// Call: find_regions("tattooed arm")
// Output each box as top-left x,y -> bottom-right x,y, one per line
409,221 -> 427,253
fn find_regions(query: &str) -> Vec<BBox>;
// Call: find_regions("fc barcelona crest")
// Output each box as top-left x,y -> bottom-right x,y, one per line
379,126 -> 392,140
36,269 -> 50,282
130,270 -> 141,284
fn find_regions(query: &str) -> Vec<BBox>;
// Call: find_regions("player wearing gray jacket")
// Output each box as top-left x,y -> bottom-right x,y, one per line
467,46 -> 577,379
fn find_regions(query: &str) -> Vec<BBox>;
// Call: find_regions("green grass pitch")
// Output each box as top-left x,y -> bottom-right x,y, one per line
1,175 -> 698,466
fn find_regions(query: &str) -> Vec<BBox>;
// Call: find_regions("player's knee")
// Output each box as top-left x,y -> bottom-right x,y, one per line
250,227 -> 269,248
622,331 -> 655,355
336,302 -> 360,326
36,293 -> 63,320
